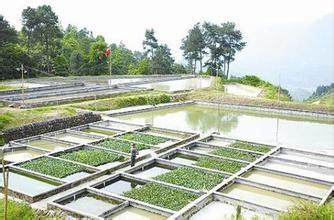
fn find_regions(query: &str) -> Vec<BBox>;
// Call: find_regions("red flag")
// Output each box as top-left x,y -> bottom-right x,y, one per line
105,47 -> 111,57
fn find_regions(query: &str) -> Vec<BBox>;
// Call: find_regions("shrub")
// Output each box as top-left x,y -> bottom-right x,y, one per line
0,200 -> 35,220
19,157 -> 85,178
279,202 -> 334,220
195,157 -> 246,173
99,138 -> 151,153
211,147 -> 259,162
154,167 -> 225,190
59,148 -> 125,166
123,183 -> 199,211
0,112 -> 13,130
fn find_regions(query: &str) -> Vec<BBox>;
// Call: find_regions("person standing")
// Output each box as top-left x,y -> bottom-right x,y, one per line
130,143 -> 139,167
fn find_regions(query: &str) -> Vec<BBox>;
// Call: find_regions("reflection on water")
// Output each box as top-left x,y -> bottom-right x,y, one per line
117,104 -> 334,153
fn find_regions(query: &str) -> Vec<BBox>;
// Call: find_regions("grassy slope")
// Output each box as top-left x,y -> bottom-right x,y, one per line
0,106 -> 77,130
0,85 -> 16,91
187,87 -> 334,114
306,90 -> 334,106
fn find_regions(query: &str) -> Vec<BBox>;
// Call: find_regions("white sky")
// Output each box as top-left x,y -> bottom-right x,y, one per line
1,0 -> 333,62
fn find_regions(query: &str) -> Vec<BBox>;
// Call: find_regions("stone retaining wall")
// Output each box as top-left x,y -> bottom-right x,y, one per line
2,112 -> 101,142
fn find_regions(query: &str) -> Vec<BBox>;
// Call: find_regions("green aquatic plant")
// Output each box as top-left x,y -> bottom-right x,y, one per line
211,147 -> 259,162
195,157 -> 246,173
117,132 -> 169,145
154,167 -> 225,190
123,183 -> 199,211
229,141 -> 271,153
98,138 -> 151,153
19,157 -> 85,178
59,148 -> 125,166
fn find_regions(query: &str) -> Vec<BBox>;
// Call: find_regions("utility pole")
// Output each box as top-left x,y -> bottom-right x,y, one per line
108,47 -> 112,88
1,148 -> 8,220
21,64 -> 25,106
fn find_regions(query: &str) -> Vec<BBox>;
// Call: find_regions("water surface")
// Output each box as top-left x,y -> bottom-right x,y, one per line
26,139 -> 71,151
117,104 -> 334,153
242,170 -> 330,197
220,183 -> 310,211
64,194 -> 120,216
4,149 -> 43,163
0,171 -> 59,196
190,201 -> 273,220
107,206 -> 167,220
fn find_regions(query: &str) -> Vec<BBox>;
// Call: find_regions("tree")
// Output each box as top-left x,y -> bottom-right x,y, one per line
0,15 -> 31,80
221,22 -> 246,78
180,23 -> 206,74
88,35 -> 107,75
173,63 -> 189,75
110,43 -> 135,75
152,44 -> 174,74
143,29 -> 158,59
202,22 -> 225,76
0,15 -> 17,46
128,58 -> 151,75
22,5 -> 62,73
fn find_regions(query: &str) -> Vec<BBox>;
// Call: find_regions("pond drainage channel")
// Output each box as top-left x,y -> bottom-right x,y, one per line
1,120 -> 333,219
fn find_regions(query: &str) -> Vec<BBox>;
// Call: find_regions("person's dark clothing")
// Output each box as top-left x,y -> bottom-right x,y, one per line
130,148 -> 139,167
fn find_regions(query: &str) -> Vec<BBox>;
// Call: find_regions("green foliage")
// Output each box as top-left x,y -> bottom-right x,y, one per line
0,85 -> 16,91
73,93 -> 171,111
201,22 -> 246,77
0,15 -> 17,46
123,183 -> 199,211
22,5 -> 63,73
228,75 -> 292,101
110,43 -> 136,75
0,112 -> 13,130
53,54 -> 69,76
19,157 -> 85,178
173,63 -> 189,74
128,58 -> 151,75
195,157 -> 246,173
151,44 -> 175,74
309,83 -> 334,99
143,29 -> 158,59
229,141 -> 271,153
154,167 -> 225,190
117,132 -> 169,145
99,138 -> 150,153
211,147 -> 259,162
279,202 -> 334,220
0,200 -> 36,220
307,83 -> 334,106
181,23 -> 206,74
59,148 -> 125,166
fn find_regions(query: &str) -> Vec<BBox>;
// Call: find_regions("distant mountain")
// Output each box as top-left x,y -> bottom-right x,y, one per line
231,14 -> 334,100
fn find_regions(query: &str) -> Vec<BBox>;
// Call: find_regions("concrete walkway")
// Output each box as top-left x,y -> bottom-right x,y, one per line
224,83 -> 263,97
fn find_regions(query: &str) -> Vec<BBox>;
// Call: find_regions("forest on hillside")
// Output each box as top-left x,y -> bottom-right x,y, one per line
0,5 -> 245,80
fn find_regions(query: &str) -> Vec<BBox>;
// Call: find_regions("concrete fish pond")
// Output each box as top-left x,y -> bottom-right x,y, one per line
1,119 -> 333,219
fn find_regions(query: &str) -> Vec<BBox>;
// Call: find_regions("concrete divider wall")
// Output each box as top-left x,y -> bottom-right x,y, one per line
2,113 -> 102,142
0,83 -> 84,96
